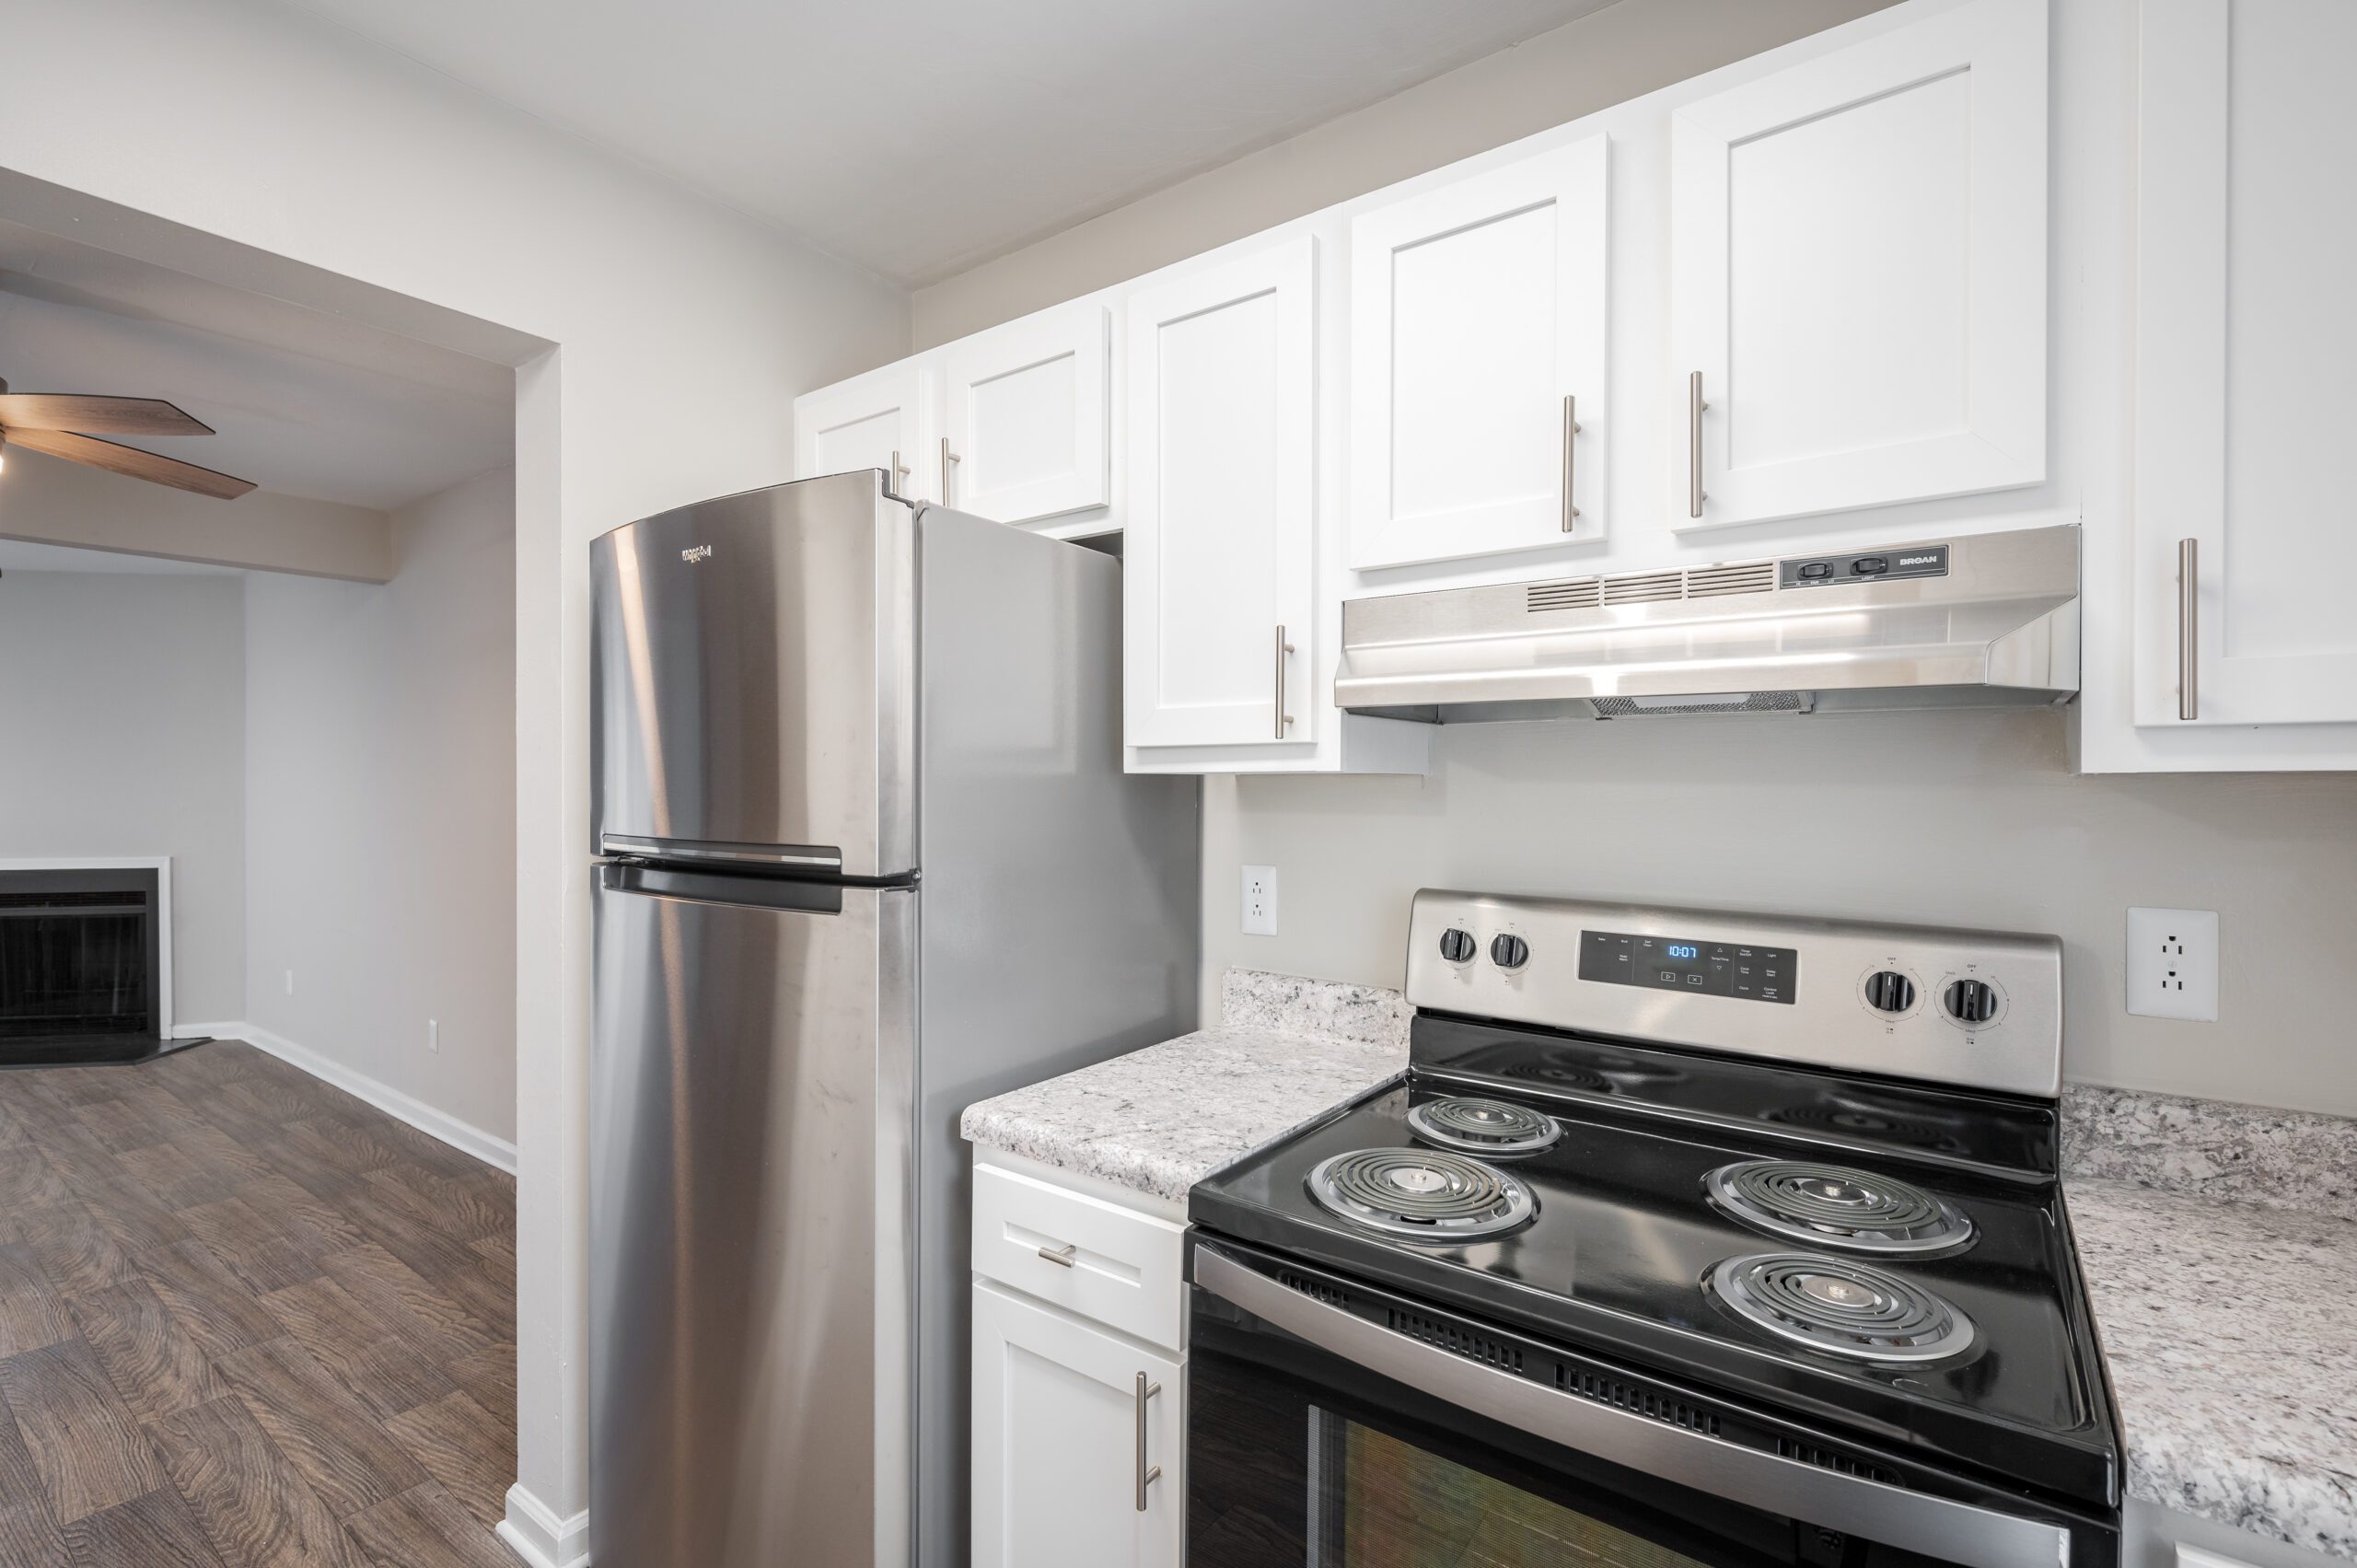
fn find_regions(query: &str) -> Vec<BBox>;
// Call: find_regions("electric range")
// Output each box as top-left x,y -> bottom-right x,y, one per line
1184,891 -> 2120,1568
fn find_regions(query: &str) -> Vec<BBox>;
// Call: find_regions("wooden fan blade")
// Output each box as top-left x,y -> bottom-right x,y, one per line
0,393 -> 214,436
6,427 -> 255,499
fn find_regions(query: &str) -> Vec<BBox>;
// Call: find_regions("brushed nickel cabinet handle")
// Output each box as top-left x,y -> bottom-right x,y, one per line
1273,625 -> 1296,739
889,448 -> 910,494
1037,1241 -> 1076,1268
2177,539 -> 2199,721
941,436 -> 960,504
1134,1372 -> 1164,1512
1689,371 -> 1709,519
1561,394 -> 1582,530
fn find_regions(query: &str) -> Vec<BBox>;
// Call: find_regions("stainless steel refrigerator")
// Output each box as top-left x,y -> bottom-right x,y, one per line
588,470 -> 1198,1567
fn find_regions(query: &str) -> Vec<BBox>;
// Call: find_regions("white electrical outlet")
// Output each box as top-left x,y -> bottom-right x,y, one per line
2126,908 -> 2219,1021
284,969 -> 296,996
1241,865 -> 1278,936
427,1019 -> 440,1054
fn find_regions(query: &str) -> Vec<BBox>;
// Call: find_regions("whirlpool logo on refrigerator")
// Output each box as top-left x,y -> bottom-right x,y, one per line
680,544 -> 714,563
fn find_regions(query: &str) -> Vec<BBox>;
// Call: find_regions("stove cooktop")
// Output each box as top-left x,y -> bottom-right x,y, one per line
1189,1022 -> 2119,1508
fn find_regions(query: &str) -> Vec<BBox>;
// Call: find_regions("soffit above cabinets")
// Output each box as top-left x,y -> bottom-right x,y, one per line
273,0 -> 1618,285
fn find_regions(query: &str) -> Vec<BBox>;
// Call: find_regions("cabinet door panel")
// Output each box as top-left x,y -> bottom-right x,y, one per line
1671,0 -> 2046,528
794,360 -> 932,500
943,300 -> 1111,524
1350,135 -> 1608,567
971,1283 -> 1180,1568
1124,238 -> 1317,749
2135,0 -> 2357,725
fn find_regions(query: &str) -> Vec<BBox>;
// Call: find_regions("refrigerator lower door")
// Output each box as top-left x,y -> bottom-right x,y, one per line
590,863 -> 915,1568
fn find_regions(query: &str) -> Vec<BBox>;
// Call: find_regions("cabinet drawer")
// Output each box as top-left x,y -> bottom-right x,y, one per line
972,1164 -> 1187,1350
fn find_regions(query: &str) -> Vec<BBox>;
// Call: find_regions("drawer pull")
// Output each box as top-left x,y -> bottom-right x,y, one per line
1037,1241 -> 1077,1268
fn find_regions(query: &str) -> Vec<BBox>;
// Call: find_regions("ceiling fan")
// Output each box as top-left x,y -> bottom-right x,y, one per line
0,377 -> 255,499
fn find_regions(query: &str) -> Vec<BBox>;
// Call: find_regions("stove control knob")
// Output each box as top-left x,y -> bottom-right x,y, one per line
1944,978 -> 1999,1026
1863,970 -> 1916,1013
1437,928 -> 1477,964
1489,934 -> 1530,971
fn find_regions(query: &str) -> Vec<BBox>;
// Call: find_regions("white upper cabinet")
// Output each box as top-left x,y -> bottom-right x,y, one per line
1123,237 -> 1318,749
941,299 -> 1112,526
793,359 -> 935,501
1348,135 -> 1609,569
2132,0 -> 2357,728
1669,0 -> 2047,530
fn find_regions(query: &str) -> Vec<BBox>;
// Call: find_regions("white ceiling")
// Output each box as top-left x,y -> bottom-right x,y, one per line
276,0 -> 1620,285
0,219 -> 511,512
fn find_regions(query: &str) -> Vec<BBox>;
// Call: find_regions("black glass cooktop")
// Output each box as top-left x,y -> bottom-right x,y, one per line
1188,1017 -> 2119,1507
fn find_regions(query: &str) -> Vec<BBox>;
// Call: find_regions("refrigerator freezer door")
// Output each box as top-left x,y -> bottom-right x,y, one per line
591,470 -> 918,877
590,864 -> 915,1568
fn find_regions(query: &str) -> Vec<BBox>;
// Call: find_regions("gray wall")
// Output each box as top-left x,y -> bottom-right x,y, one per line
911,0 -> 2357,1118
1202,713 -> 2357,1116
245,467 -> 517,1143
0,571 -> 247,1024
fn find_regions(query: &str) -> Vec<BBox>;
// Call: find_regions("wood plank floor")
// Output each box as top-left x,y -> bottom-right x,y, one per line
0,1040 -> 516,1568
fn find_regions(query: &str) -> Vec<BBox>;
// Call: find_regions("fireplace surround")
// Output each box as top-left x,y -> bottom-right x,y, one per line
0,858 -> 173,1065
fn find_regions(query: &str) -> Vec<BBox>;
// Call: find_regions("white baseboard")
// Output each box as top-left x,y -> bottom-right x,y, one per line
498,1483 -> 589,1567
173,1019 -> 517,1175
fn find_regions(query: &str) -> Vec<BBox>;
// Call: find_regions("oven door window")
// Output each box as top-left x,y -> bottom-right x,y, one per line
1313,1409 -> 1720,1568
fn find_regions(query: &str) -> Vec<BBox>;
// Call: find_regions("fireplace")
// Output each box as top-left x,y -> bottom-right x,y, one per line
0,865 -> 166,1065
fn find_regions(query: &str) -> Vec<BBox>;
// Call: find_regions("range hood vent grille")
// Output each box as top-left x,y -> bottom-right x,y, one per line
1686,561 -> 1778,598
1527,560 -> 1777,614
1525,577 -> 1602,613
1600,569 -> 1684,606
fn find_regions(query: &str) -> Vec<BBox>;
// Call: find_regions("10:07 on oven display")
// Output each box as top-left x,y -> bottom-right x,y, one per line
1577,929 -> 1797,1005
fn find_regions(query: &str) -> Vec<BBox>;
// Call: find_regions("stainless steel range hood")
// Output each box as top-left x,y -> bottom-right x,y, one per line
1335,526 -> 2078,723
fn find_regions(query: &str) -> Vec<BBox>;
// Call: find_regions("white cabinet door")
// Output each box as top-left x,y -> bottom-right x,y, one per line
972,1282 -> 1180,1568
1124,237 -> 1317,749
793,358 -> 934,500
1669,0 -> 2047,529
1348,135 -> 1608,569
941,299 -> 1111,525
2133,0 -> 2357,726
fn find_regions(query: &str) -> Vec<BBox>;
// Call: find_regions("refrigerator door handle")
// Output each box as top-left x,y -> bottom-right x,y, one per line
600,833 -> 842,872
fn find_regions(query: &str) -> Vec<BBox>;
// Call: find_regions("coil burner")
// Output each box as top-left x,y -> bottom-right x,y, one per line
1709,1253 -> 1976,1364
1307,1149 -> 1536,1241
1406,1097 -> 1563,1156
1704,1160 -> 1975,1255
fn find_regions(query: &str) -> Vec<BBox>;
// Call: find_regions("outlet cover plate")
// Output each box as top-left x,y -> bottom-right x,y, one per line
1241,865 -> 1278,936
2127,907 -> 2218,1022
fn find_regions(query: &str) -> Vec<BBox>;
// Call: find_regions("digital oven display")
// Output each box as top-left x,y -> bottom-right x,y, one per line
1578,929 -> 1796,1005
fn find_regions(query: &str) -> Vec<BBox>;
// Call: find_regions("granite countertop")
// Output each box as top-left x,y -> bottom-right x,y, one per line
2065,1178 -> 2357,1558
959,970 -> 1411,1204
963,975 -> 2357,1554
2061,1086 -> 2357,1558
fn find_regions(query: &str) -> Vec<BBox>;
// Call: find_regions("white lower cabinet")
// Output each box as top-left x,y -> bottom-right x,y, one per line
972,1281 -> 1183,1568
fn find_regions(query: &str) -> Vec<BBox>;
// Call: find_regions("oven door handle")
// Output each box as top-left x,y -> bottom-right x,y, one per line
1193,1246 -> 2071,1568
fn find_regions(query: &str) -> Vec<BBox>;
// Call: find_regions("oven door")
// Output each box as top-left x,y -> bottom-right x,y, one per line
1189,1240 -> 2111,1568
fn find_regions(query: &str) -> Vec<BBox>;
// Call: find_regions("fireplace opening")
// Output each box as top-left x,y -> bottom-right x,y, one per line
0,867 -> 164,1065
